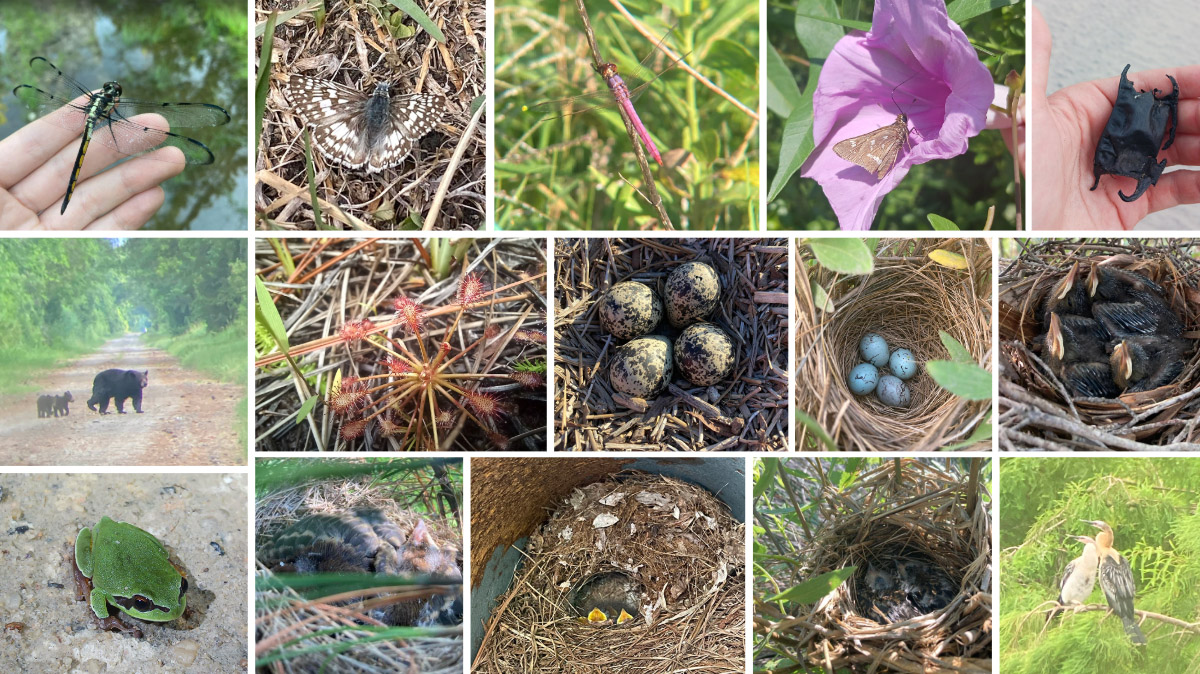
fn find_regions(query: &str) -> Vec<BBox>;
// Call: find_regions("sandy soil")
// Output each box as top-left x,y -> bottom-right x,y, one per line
0,334 -> 244,466
0,473 -> 248,673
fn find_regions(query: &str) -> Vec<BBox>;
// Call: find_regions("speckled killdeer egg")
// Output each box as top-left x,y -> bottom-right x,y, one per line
599,281 -> 662,340
609,336 -> 673,397
664,261 -> 721,328
674,323 -> 735,386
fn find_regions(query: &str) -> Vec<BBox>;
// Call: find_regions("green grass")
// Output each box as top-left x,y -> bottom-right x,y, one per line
0,340 -> 105,394
495,0 -> 759,230
146,321 -> 248,386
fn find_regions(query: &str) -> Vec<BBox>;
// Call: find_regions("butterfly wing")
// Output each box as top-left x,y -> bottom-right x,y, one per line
833,114 -> 909,179
366,92 -> 446,172
282,75 -> 446,172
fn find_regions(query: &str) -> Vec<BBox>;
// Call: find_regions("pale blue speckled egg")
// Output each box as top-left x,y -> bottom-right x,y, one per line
876,375 -> 912,408
859,333 -> 889,368
889,348 -> 917,380
847,362 -> 880,395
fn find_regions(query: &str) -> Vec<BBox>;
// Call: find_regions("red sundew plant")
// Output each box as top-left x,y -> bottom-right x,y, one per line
324,260 -> 545,451
255,238 -> 547,452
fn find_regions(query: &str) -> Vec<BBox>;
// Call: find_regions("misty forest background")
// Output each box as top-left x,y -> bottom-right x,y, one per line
0,238 -> 246,396
1000,458 -> 1200,674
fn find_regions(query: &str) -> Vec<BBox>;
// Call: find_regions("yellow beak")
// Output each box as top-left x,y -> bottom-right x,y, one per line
617,609 -> 633,624
587,608 -> 607,623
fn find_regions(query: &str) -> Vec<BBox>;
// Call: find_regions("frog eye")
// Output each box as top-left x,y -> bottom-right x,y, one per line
132,596 -> 155,613
179,577 -> 188,600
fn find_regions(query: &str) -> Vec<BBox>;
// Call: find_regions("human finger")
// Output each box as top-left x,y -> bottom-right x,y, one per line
41,148 -> 183,230
83,187 -> 164,231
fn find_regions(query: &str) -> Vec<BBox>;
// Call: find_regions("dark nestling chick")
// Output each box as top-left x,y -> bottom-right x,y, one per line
1111,336 -> 1186,392
1041,261 -> 1090,323
1088,262 -> 1165,303
1093,301 -> 1183,339
859,562 -> 921,623
896,559 -> 958,615
1046,312 -> 1108,368
1061,361 -> 1121,399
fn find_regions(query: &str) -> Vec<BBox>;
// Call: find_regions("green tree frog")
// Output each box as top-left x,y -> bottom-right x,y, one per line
73,516 -> 188,637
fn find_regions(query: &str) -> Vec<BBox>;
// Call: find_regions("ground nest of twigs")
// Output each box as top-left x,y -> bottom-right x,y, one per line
473,472 -> 744,673
757,460 -> 992,674
256,476 -> 463,673
256,0 -> 485,230
999,239 -> 1200,450
554,237 -> 788,451
796,239 -> 992,451
254,237 -> 548,451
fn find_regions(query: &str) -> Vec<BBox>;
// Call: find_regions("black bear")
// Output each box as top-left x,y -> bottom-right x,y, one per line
54,391 -> 74,417
87,369 -> 149,414
36,395 -> 54,418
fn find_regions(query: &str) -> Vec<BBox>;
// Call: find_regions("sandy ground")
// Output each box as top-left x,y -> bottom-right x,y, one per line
0,473 -> 248,673
0,334 -> 244,466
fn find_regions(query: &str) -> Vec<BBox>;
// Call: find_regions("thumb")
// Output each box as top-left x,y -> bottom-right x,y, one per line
1031,6 -> 1052,104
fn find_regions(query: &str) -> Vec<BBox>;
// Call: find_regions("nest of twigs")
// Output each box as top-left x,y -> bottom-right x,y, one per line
796,239 -> 992,451
998,239 -> 1200,450
473,472 -> 744,673
255,472 -> 463,673
554,237 -> 788,451
757,459 -> 992,674
254,238 -> 548,451
255,0 -> 485,230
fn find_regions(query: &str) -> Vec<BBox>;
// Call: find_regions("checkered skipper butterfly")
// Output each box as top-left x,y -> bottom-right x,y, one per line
833,76 -> 916,179
283,74 -> 446,173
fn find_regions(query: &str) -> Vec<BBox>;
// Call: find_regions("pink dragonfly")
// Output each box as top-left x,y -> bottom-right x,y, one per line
526,25 -> 687,166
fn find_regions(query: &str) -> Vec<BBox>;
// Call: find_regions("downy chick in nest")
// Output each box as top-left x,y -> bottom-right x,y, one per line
259,508 -> 461,626
857,557 -> 958,623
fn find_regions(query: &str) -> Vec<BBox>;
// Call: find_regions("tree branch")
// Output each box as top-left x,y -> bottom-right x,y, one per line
1047,602 -> 1200,633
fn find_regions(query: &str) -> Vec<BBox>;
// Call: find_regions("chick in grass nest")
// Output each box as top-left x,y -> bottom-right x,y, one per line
258,508 -> 462,627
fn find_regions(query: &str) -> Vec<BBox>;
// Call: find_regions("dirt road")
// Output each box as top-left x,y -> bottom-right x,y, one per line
0,334 -> 244,465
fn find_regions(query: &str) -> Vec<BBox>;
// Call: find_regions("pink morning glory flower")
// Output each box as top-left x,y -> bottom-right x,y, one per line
800,0 -> 996,230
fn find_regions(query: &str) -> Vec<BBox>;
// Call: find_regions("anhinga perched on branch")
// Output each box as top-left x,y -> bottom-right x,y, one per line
1084,519 -> 1147,644
1050,534 -> 1098,622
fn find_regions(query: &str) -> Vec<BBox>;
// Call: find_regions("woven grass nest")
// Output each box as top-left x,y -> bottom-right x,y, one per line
998,239 -> 1200,450
473,472 -> 745,673
796,238 -> 992,451
256,475 -> 463,673
756,459 -> 992,674
555,237 -> 788,451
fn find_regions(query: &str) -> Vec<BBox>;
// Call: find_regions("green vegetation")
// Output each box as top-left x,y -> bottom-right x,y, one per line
495,0 -> 759,230
1000,458 -> 1200,673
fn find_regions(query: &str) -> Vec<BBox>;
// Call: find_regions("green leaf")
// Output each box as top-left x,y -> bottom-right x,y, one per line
938,331 -> 975,363
808,238 -> 874,275
384,0 -> 445,43
767,101 -> 815,201
795,408 -> 837,450
302,129 -> 330,230
794,12 -> 870,32
944,423 -> 993,450
295,395 -> 320,424
766,45 -> 802,118
255,11 -> 278,157
928,213 -> 960,230
927,360 -> 992,400
947,0 -> 1020,25
793,0 -> 844,60
755,458 -> 779,499
255,275 -> 289,354
767,567 -> 857,604
811,280 -> 834,312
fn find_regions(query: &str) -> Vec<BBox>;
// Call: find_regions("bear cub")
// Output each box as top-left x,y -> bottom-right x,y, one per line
87,369 -> 149,415
36,392 -> 74,418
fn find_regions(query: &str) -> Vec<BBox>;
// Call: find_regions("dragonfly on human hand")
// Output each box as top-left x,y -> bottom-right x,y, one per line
524,25 -> 688,167
12,56 -> 231,215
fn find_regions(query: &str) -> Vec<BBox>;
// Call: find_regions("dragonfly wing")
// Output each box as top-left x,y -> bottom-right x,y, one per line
91,112 -> 216,164
19,57 -> 94,111
526,87 -> 622,123
117,99 -> 231,128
